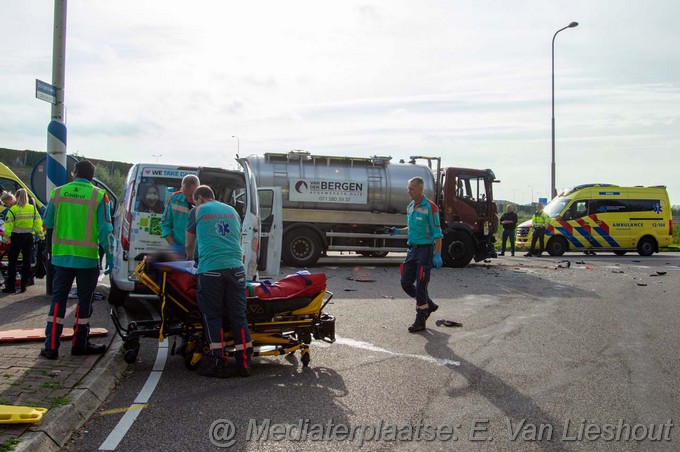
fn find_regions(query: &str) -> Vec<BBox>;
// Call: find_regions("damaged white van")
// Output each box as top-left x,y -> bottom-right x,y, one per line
109,158 -> 282,305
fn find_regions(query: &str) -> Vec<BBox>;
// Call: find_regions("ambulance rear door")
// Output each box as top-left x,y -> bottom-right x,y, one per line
257,186 -> 282,279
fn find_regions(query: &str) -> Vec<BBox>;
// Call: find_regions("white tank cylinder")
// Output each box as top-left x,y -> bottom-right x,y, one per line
249,151 -> 435,214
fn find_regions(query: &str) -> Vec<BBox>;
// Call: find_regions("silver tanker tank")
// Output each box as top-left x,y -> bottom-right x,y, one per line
249,151 -> 435,214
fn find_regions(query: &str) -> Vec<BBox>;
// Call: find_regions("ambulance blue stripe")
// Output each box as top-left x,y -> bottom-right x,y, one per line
574,227 -> 603,248
593,227 -> 620,247
555,227 -> 584,248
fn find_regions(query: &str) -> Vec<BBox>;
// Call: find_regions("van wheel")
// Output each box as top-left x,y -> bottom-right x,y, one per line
637,237 -> 656,257
108,277 -> 128,307
442,231 -> 473,268
546,237 -> 567,256
282,227 -> 322,267
613,250 -> 627,256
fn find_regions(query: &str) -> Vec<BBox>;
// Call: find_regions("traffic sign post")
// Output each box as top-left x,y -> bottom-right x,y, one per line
35,79 -> 57,104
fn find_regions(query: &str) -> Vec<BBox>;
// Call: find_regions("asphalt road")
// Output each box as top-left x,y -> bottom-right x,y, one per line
66,252 -> 679,451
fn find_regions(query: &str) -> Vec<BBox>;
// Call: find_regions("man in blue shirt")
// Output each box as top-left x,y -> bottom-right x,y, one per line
161,174 -> 199,255
390,177 -> 444,332
185,185 -> 252,378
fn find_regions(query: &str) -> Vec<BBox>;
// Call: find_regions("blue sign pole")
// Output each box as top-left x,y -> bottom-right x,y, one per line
45,0 -> 68,295
46,0 -> 68,200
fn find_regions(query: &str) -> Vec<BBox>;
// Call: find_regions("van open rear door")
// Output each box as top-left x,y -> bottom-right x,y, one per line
238,159 -> 261,280
257,186 -> 282,279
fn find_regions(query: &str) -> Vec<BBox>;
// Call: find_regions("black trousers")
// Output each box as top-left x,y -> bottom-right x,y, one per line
529,228 -> 546,254
7,233 -> 34,290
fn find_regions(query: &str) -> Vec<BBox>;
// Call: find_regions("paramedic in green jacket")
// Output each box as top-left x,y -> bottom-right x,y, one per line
160,174 -> 199,255
186,185 -> 252,378
40,160 -> 114,359
525,203 -> 550,257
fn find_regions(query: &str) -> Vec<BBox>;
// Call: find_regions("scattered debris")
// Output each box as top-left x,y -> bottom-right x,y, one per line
381,295 -> 394,299
575,260 -> 585,265
346,276 -> 376,282
436,319 -> 463,328
611,270 -> 624,274
637,283 -> 647,286
344,288 -> 358,292
484,259 -> 491,263
657,271 -> 667,276
556,261 -> 571,269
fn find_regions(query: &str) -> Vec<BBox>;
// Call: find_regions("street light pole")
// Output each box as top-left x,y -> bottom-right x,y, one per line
231,135 -> 240,158
551,21 -> 578,200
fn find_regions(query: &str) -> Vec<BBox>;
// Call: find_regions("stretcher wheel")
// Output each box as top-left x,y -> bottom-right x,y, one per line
124,346 -> 140,364
184,352 -> 202,370
301,350 -> 310,367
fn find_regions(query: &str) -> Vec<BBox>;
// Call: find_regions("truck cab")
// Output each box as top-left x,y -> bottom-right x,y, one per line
439,167 -> 499,267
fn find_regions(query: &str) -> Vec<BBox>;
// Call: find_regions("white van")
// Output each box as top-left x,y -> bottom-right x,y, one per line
109,159 -> 282,305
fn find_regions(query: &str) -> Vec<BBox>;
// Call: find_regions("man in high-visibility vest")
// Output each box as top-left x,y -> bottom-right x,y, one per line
525,203 -> 550,257
40,160 -> 114,359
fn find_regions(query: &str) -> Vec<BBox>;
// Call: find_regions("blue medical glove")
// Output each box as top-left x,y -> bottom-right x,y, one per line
388,227 -> 401,236
433,252 -> 443,269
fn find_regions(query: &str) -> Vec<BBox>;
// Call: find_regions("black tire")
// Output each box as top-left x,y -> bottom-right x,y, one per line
613,250 -> 627,256
123,346 -> 140,364
442,231 -> 474,268
282,227 -> 322,267
370,251 -> 389,258
637,237 -> 656,257
301,352 -> 310,367
546,236 -> 568,256
108,276 -> 128,307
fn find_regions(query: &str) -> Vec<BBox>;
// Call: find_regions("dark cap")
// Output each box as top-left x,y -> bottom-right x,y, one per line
74,160 -> 96,180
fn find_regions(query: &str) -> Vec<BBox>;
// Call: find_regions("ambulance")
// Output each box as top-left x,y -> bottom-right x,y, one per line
109,159 -> 282,305
515,184 -> 673,256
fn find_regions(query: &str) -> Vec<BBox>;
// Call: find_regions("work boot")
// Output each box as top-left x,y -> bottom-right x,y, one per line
71,342 -> 107,356
499,252 -> 505,256
425,302 -> 439,320
524,252 -> 532,257
2,286 -> 16,294
40,347 -> 59,360
197,355 -> 229,378
408,311 -> 428,333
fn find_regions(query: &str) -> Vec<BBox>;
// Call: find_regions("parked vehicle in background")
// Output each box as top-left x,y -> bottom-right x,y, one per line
1,162 -> 45,214
515,184 -> 673,256
109,160 -> 281,306
249,151 -> 498,267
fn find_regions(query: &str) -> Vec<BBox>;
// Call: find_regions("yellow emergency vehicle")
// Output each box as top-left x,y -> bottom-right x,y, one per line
516,184 -> 673,256
0,163 -> 45,214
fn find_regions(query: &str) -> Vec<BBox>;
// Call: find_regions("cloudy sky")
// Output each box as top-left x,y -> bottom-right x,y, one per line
1,1 -> 678,205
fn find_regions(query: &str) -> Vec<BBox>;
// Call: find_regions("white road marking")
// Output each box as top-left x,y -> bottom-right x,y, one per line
99,339 -> 168,451
335,336 -> 460,367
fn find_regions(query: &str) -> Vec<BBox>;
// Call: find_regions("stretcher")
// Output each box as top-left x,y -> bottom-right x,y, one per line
110,258 -> 335,369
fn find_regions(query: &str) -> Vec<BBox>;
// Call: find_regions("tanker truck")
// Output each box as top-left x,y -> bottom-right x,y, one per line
249,151 -> 498,267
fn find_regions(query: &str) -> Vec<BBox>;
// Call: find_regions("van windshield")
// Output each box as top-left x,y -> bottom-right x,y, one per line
543,197 -> 569,218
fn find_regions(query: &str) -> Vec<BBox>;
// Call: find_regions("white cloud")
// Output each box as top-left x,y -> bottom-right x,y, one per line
1,0 -> 679,204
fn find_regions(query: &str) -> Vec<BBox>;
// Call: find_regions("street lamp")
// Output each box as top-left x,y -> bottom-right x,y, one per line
152,154 -> 162,163
551,21 -> 578,200
231,135 -> 240,157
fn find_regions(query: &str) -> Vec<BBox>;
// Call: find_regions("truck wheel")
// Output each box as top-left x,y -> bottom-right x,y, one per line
442,232 -> 473,268
108,277 -> 128,307
282,228 -> 322,267
370,251 -> 389,258
546,237 -> 567,256
637,237 -> 656,256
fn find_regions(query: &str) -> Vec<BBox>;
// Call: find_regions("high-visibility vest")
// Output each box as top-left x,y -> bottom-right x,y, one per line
532,211 -> 550,228
4,204 -> 44,237
51,181 -> 105,260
